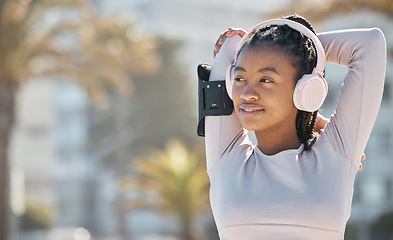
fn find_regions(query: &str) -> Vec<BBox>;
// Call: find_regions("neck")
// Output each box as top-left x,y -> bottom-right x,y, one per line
255,125 -> 301,156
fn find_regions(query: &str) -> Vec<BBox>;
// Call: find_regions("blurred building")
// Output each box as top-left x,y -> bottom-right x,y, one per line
10,79 -> 58,229
9,79 -> 118,240
95,0 -> 291,90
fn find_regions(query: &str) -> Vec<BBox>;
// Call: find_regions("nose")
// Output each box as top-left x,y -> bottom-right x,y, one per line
240,83 -> 259,101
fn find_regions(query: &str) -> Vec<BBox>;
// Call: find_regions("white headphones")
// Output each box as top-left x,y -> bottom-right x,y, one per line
225,19 -> 327,112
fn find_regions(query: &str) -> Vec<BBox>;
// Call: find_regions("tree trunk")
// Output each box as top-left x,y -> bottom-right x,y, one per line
0,76 -> 16,240
179,217 -> 197,240
117,194 -> 133,240
179,226 -> 196,240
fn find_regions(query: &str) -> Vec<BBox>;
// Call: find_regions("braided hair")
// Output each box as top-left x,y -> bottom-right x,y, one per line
240,14 -> 320,150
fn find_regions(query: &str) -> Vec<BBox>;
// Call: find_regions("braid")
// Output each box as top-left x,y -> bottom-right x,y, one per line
296,110 -> 319,150
285,14 -> 320,150
242,14 -> 320,150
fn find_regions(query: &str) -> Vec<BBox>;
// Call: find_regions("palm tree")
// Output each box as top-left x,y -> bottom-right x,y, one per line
120,139 -> 211,240
0,0 -> 160,238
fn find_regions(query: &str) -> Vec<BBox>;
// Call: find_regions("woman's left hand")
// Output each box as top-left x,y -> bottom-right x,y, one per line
214,27 -> 247,58
359,154 -> 365,171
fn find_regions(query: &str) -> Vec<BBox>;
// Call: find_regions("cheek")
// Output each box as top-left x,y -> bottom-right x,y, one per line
283,86 -> 297,110
271,85 -> 296,109
231,86 -> 244,116
231,85 -> 242,103
285,88 -> 295,104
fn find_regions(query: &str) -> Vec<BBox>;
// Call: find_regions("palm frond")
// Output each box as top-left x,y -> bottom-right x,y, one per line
1,0 -> 160,105
124,139 -> 210,221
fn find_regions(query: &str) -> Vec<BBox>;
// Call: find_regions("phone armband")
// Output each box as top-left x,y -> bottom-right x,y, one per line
197,64 -> 234,137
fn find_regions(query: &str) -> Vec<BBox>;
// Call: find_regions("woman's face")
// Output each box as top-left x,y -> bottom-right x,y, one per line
232,42 -> 299,134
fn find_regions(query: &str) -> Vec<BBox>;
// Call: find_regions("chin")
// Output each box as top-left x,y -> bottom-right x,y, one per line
240,122 -> 264,132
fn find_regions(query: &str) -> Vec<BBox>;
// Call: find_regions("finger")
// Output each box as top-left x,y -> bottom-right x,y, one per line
227,28 -> 247,38
361,153 -> 366,161
213,42 -> 222,58
218,34 -> 226,45
213,48 -> 220,58
214,34 -> 222,48
359,162 -> 363,171
213,28 -> 246,58
213,33 -> 227,58
216,30 -> 230,45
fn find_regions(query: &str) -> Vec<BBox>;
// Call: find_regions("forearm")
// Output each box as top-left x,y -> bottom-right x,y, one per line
318,28 -> 386,68
204,36 -> 243,169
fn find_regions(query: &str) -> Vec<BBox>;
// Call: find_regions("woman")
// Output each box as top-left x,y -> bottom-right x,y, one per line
202,14 -> 386,239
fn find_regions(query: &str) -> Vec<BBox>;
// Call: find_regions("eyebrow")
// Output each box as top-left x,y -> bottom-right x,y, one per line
234,66 -> 280,75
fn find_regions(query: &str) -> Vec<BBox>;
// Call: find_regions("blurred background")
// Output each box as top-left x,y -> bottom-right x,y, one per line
0,0 -> 392,239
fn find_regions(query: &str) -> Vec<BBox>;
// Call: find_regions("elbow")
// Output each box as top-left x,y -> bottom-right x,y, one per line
369,28 -> 387,91
367,28 -> 386,52
364,28 -> 387,77
370,28 -> 386,43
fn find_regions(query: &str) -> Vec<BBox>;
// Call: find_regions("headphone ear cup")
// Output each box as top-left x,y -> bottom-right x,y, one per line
226,64 -> 235,100
293,73 -> 328,112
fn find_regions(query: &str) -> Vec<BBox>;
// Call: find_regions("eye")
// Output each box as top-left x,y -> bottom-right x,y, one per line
260,77 -> 273,83
234,76 -> 246,82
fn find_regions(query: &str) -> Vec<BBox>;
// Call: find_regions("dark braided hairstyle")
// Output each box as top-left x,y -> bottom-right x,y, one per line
240,14 -> 320,150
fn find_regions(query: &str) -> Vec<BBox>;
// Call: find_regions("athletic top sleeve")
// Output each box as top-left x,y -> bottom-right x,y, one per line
318,28 -> 386,164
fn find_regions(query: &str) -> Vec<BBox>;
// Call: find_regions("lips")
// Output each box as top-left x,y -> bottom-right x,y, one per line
239,103 -> 264,115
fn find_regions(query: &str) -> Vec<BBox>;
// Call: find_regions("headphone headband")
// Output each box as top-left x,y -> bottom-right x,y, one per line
236,19 -> 326,75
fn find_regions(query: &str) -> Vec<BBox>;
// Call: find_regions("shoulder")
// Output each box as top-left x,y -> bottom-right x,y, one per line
207,130 -> 253,172
313,120 -> 351,160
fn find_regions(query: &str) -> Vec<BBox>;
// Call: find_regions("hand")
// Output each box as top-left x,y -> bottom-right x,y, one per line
314,114 -> 328,135
314,114 -> 366,171
214,27 -> 247,58
359,154 -> 365,171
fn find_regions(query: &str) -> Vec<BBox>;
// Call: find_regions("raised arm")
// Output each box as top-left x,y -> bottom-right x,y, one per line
318,28 -> 386,162
204,35 -> 244,170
